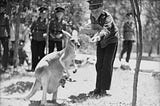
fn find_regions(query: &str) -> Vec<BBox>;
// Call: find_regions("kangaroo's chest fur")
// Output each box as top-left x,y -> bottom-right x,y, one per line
60,41 -> 76,68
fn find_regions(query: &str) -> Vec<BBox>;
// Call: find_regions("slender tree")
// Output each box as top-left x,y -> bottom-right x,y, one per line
129,0 -> 143,106
13,0 -> 24,67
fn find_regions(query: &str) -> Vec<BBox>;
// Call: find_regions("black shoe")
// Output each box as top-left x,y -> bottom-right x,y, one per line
88,88 -> 100,97
99,90 -> 111,97
99,90 -> 107,97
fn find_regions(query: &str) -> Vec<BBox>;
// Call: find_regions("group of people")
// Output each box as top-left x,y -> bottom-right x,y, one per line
0,0 -> 135,97
0,5 -> 69,73
0,2 -> 10,72
29,6 -> 68,72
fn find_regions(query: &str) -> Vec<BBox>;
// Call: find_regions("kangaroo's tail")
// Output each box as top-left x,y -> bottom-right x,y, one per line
23,79 -> 41,100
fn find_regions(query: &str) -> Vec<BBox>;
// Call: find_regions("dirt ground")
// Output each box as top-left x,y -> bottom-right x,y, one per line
0,55 -> 160,106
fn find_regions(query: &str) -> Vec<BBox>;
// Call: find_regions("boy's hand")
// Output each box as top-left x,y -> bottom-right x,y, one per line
90,32 -> 101,42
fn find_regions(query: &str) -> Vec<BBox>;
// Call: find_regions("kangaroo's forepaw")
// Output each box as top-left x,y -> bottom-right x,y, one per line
59,78 -> 66,88
68,78 -> 72,82
73,69 -> 77,73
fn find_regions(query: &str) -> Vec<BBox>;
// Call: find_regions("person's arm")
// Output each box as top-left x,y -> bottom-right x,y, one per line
30,21 -> 36,33
5,17 -> 10,38
99,12 -> 114,38
62,20 -> 67,31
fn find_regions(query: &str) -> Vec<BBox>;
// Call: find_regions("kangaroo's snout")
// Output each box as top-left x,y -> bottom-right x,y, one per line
76,41 -> 81,48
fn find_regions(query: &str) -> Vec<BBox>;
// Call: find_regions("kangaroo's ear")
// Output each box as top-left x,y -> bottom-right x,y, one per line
62,30 -> 72,38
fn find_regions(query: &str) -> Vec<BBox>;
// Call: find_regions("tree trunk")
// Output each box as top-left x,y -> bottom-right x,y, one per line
13,2 -> 23,67
157,42 -> 160,55
130,0 -> 143,106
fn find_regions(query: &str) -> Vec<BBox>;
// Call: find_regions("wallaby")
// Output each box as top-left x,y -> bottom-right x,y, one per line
23,30 -> 80,105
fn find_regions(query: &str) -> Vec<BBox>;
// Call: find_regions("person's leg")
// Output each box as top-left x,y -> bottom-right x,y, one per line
31,40 -> 39,71
1,38 -> 9,70
49,40 -> 55,53
95,43 -> 105,92
89,43 -> 104,96
119,40 -> 128,61
38,41 -> 46,61
18,48 -> 24,65
126,41 -> 133,63
100,43 -> 118,91
56,40 -> 63,51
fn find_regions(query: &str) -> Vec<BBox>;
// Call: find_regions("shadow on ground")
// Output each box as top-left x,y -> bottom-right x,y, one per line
68,93 -> 89,103
2,81 -> 33,94
28,100 -> 66,106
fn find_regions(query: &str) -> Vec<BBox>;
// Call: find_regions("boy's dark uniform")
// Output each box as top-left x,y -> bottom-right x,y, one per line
48,7 -> 66,53
30,7 -> 47,71
0,3 -> 10,71
88,0 -> 118,95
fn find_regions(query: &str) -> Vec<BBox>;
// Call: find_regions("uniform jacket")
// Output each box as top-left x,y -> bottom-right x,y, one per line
90,11 -> 118,48
49,16 -> 66,41
0,14 -> 10,38
123,20 -> 135,41
30,17 -> 47,41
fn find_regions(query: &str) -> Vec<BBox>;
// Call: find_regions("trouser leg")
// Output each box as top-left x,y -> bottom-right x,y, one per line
95,44 -> 104,90
49,40 -> 55,53
100,43 -> 117,90
119,40 -> 128,61
1,38 -> 9,69
38,41 -> 46,61
56,40 -> 63,51
126,41 -> 133,62
31,40 -> 39,70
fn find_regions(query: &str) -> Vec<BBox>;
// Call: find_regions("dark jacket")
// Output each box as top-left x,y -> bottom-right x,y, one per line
30,17 -> 47,41
90,11 -> 118,48
123,20 -> 135,41
0,14 -> 10,38
49,16 -> 66,41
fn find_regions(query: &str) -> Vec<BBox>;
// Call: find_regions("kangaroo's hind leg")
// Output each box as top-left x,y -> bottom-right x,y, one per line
23,79 -> 41,100
51,90 -> 58,103
41,75 -> 49,105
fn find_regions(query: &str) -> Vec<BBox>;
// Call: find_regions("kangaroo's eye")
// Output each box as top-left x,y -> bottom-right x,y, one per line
71,40 -> 75,43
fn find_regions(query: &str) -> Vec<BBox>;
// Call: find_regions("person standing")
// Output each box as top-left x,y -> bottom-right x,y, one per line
0,3 -> 10,72
29,7 -> 48,71
119,13 -> 135,69
87,0 -> 118,97
48,7 -> 66,53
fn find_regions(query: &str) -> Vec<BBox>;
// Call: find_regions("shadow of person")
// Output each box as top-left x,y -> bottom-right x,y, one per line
68,92 -> 112,104
28,100 -> 66,106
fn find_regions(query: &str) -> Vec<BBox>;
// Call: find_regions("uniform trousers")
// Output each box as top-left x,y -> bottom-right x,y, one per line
96,42 -> 118,90
31,39 -> 45,70
0,37 -> 9,69
49,40 -> 63,53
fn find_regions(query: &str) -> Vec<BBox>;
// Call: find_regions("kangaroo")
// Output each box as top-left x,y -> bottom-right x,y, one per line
23,30 -> 80,105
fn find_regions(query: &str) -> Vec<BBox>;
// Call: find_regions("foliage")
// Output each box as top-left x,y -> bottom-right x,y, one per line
142,0 -> 160,53
2,0 -> 160,67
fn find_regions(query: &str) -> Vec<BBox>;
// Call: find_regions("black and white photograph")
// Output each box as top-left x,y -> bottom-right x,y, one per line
0,0 -> 160,106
